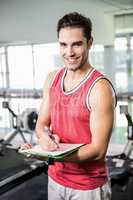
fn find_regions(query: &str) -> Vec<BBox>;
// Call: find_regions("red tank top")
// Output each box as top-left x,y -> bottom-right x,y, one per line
48,67 -> 110,190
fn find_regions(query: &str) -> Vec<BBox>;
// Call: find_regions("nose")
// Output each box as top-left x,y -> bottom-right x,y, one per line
66,46 -> 74,57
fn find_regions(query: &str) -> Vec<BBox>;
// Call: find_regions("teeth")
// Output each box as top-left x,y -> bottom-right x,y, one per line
67,58 -> 76,62
69,59 -> 75,61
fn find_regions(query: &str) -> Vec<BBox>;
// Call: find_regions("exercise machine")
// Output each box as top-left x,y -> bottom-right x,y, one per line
107,105 -> 133,200
0,101 -> 38,155
0,102 -> 49,199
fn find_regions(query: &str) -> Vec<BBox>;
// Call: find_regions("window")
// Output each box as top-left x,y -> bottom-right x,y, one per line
33,43 -> 62,89
114,37 -> 127,69
131,37 -> 133,50
7,45 -> 34,89
115,72 -> 128,92
0,48 -> 6,88
90,45 -> 104,71
130,37 -> 133,76
114,37 -> 127,51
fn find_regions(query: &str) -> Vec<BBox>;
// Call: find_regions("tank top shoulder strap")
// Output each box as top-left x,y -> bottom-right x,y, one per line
50,67 -> 65,89
86,69 -> 104,85
86,69 -> 117,110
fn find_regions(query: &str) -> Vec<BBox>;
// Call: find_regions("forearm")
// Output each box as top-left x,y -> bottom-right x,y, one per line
35,118 -> 50,139
35,118 -> 60,151
58,143 -> 106,163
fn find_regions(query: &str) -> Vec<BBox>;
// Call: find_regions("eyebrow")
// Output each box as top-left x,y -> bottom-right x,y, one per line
59,41 -> 83,46
72,41 -> 83,46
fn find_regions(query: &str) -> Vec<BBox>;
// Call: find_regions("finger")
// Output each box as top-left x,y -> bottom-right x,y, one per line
46,139 -> 59,151
19,143 -> 32,150
53,134 -> 60,143
38,136 -> 58,151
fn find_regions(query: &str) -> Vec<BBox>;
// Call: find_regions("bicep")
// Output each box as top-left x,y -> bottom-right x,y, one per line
89,80 -> 115,155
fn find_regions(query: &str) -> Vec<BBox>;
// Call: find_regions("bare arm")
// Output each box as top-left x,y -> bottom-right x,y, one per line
35,71 -> 59,151
62,79 -> 116,162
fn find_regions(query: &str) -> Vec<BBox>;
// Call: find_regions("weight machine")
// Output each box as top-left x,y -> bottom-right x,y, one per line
112,105 -> 133,160
0,101 -> 38,155
107,105 -> 133,200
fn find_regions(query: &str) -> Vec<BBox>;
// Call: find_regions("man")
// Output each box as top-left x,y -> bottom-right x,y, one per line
35,12 -> 116,199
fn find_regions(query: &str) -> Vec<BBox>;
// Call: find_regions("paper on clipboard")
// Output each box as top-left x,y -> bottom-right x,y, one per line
18,143 -> 84,160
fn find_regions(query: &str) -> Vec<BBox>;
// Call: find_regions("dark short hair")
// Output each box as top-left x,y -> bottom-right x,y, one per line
57,12 -> 92,42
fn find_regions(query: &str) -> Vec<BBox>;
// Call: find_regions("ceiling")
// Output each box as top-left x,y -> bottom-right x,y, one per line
100,0 -> 133,9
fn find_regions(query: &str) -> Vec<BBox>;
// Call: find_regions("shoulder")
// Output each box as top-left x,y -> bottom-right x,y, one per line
92,78 -> 114,93
43,70 -> 59,90
89,78 -> 116,110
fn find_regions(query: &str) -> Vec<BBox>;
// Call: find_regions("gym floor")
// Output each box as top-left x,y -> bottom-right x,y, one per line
0,128 -> 133,200
0,173 -> 48,200
0,128 -> 48,199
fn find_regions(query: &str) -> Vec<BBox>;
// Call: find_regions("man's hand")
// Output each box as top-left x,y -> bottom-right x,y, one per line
19,143 -> 32,151
38,129 -> 60,151
18,143 -> 48,161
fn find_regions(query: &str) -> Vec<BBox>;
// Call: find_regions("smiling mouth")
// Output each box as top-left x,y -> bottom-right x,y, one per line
68,60 -> 77,64
65,57 -> 80,64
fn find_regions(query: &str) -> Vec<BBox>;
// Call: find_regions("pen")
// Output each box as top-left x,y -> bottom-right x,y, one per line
44,127 -> 60,149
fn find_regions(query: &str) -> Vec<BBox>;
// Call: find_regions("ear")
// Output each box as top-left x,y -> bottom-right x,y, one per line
88,37 -> 93,48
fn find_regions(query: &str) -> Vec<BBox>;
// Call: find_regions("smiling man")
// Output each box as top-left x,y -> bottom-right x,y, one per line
35,12 -> 117,200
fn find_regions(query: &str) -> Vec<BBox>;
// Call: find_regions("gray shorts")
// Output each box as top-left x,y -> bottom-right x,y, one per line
48,177 -> 111,200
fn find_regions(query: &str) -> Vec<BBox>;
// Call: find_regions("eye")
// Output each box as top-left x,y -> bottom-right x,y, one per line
60,43 -> 66,48
73,42 -> 83,48
74,44 -> 80,48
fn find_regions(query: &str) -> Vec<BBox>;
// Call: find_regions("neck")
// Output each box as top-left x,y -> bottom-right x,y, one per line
63,63 -> 93,92
66,63 -> 92,80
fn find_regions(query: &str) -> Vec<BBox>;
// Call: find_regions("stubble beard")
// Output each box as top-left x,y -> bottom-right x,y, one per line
65,57 -> 88,72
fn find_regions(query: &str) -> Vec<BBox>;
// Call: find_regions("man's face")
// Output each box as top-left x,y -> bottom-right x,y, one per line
58,27 -> 91,71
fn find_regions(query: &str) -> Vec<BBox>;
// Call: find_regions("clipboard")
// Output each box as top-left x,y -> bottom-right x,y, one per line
18,143 -> 84,160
